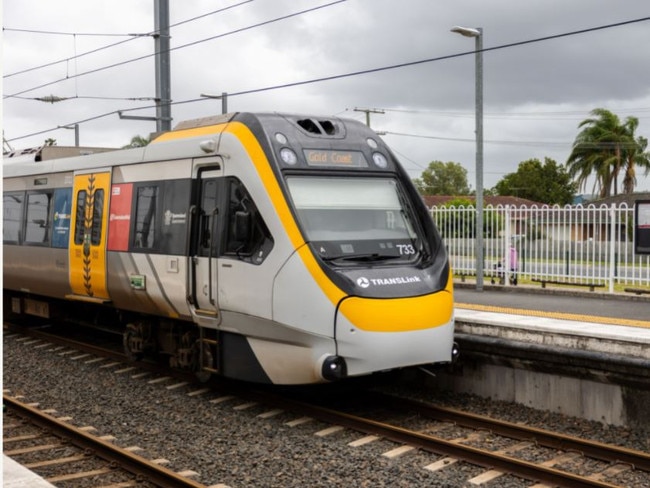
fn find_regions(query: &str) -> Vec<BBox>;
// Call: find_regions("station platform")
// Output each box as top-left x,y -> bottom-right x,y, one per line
454,283 -> 650,361
445,283 -> 650,427
3,455 -> 56,488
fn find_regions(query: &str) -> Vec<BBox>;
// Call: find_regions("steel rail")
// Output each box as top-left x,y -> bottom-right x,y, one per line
252,392 -> 626,488
369,391 -> 650,472
3,395 -> 208,488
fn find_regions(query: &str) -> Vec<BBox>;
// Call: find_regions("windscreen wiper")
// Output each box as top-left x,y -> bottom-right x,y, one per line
326,253 -> 401,262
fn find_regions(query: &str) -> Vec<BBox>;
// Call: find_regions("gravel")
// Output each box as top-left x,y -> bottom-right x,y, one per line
4,332 -> 649,488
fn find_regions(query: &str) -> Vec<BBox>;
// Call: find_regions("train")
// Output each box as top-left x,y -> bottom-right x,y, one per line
3,112 -> 457,384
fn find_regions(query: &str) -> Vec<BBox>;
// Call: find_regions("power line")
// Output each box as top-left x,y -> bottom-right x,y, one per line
181,15 -> 650,100
3,0 -> 256,79
3,0 -> 347,98
6,14 -> 650,142
379,107 -> 650,120
12,95 -> 157,102
384,130 -> 644,149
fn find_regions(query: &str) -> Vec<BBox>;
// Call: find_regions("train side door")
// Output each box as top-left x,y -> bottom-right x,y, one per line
67,170 -> 111,302
188,163 -> 223,322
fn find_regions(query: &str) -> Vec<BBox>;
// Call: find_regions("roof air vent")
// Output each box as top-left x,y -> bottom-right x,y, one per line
296,118 -> 338,136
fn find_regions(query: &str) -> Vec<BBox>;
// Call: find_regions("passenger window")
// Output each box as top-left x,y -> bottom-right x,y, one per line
25,191 -> 53,245
3,192 -> 24,243
91,189 -> 104,245
224,179 -> 273,263
199,179 -> 219,256
74,190 -> 87,245
73,189 -> 104,246
133,185 -> 158,249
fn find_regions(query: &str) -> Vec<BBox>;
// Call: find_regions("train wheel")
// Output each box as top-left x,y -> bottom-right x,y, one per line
123,323 -> 145,361
193,340 -> 214,383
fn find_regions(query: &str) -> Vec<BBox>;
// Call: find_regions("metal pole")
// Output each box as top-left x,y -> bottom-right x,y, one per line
73,123 -> 79,146
154,0 -> 171,132
475,28 -> 484,291
451,25 -> 484,291
353,107 -> 385,127
221,92 -> 228,114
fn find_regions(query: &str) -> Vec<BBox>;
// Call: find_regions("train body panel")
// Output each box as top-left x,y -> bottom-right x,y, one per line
3,247 -> 71,299
273,245 -> 339,338
106,252 -> 193,320
3,112 -> 456,384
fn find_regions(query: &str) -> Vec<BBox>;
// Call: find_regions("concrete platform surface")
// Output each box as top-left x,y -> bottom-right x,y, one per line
3,455 -> 56,488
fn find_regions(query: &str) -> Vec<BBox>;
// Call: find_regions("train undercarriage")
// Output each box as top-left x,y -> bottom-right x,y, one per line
4,292 -> 219,381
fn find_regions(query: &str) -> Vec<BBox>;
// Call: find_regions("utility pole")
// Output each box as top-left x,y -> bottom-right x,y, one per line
154,0 -> 172,132
3,133 -> 14,154
200,92 -> 228,114
353,107 -> 384,127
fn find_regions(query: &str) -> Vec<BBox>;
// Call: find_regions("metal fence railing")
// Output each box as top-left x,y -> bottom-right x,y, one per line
430,203 -> 650,292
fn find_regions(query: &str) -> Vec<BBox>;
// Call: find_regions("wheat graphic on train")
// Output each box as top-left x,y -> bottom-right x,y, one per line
3,112 -> 457,384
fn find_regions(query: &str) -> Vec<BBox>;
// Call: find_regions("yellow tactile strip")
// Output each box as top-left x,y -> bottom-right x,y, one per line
456,302 -> 650,329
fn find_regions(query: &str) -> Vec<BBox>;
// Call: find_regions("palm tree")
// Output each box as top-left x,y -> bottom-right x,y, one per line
122,135 -> 151,148
622,134 -> 650,194
566,108 -> 645,197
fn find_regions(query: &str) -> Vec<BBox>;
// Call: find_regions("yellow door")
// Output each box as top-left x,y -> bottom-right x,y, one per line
68,171 -> 111,301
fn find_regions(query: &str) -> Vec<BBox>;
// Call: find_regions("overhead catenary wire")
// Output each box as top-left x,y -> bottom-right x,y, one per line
5,9 -> 647,100
3,0 -> 347,98
5,14 -> 650,143
2,0 -> 257,79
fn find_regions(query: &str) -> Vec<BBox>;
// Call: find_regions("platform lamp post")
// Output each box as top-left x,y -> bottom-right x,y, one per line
59,124 -> 80,147
451,25 -> 484,291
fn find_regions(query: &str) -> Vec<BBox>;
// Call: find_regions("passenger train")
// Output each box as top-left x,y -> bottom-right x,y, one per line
3,112 -> 456,384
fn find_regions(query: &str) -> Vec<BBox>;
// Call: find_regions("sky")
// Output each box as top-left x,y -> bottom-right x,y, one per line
3,0 -> 650,194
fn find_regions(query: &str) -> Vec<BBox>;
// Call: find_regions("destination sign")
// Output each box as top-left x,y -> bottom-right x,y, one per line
303,149 -> 368,168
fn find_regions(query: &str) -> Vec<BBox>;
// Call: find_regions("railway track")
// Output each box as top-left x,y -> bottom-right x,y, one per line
266,389 -> 650,488
3,394 -> 210,488
5,322 -> 649,487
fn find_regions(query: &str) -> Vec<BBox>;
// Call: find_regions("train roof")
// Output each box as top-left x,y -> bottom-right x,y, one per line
2,112 -> 370,179
3,145 -> 117,164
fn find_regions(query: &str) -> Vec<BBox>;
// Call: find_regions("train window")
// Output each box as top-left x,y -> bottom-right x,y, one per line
25,191 -> 53,245
91,189 -> 104,246
286,176 -> 423,263
198,179 -> 219,256
52,188 -> 73,248
3,192 -> 24,243
73,189 -> 104,246
161,179 -> 191,255
133,185 -> 158,249
223,178 -> 273,263
73,190 -> 87,245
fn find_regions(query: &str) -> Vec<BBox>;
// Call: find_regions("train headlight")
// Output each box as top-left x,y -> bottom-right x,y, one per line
321,355 -> 347,381
451,341 -> 460,362
280,147 -> 298,165
372,152 -> 388,168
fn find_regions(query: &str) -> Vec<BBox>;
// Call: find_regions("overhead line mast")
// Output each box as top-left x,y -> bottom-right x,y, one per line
154,0 -> 172,132
354,107 -> 385,128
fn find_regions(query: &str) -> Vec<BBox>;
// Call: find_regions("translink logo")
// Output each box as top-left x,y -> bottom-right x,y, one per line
356,276 -> 421,288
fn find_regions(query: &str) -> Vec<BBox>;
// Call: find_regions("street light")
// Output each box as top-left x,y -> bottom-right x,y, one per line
451,25 -> 484,291
200,92 -> 228,114
59,124 -> 79,147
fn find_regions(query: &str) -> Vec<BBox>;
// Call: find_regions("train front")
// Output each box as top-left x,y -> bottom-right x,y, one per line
253,113 -> 456,382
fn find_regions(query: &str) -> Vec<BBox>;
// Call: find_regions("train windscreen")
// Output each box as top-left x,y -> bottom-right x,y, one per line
286,176 -> 424,264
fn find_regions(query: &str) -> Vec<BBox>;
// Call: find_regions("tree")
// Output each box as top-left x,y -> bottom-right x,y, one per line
494,157 -> 576,205
413,161 -> 470,195
432,198 -> 502,238
122,135 -> 151,148
44,138 -> 57,146
622,134 -> 650,194
566,108 -> 648,197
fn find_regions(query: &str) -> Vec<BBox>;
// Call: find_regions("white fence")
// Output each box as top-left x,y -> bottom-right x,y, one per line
430,203 -> 650,292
